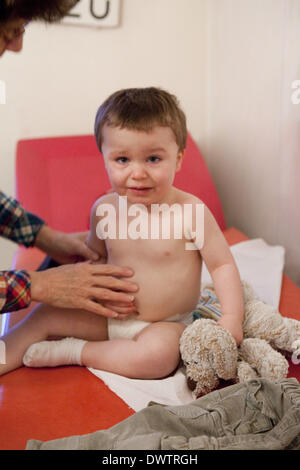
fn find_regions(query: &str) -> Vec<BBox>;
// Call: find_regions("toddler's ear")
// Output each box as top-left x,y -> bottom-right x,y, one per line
175,150 -> 184,172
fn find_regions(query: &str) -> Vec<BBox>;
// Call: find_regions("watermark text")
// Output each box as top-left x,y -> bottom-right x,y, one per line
291,340 -> 300,365
0,80 -> 6,104
291,80 -> 300,104
96,197 -> 204,250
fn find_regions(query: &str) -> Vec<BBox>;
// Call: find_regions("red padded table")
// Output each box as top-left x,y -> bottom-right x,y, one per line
0,135 -> 299,449
1,227 -> 300,450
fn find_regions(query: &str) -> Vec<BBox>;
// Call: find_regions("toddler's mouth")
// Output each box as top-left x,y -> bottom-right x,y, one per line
128,187 -> 152,193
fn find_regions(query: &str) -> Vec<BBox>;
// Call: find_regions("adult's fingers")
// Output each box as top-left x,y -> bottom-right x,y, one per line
83,300 -> 131,319
102,301 -> 138,316
87,263 -> 139,293
89,262 -> 135,277
91,274 -> 138,294
89,286 -> 136,306
76,241 -> 100,261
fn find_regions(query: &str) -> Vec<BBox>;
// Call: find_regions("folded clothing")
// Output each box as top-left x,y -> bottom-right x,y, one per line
26,377 -> 300,450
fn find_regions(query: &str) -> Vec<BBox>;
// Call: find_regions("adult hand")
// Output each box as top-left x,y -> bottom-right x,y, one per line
29,262 -> 139,318
101,301 -> 139,318
35,225 -> 99,264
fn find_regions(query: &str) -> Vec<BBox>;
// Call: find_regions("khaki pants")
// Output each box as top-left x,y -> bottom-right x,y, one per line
26,378 -> 300,450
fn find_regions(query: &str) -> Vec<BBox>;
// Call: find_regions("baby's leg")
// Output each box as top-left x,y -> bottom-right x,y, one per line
82,321 -> 186,379
0,302 -> 108,376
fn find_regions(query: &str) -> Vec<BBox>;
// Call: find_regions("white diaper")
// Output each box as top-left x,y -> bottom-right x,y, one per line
107,311 -> 194,340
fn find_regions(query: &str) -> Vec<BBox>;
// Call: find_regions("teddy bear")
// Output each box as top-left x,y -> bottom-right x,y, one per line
179,281 -> 300,399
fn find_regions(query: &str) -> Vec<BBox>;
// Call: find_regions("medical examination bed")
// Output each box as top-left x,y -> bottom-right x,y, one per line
0,134 -> 299,449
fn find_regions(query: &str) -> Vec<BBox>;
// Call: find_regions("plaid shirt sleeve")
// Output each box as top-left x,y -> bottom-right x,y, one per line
0,270 -> 31,313
0,190 -> 45,247
0,191 -> 45,313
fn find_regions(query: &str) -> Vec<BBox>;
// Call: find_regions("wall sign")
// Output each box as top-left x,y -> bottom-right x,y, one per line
63,0 -> 121,28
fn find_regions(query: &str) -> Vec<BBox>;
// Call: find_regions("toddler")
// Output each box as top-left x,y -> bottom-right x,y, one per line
0,87 -> 244,379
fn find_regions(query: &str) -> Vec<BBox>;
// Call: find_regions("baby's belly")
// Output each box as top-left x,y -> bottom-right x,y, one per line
117,261 -> 202,322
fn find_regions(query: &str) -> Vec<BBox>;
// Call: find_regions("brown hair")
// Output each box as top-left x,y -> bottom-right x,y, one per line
0,0 -> 78,24
94,87 -> 187,153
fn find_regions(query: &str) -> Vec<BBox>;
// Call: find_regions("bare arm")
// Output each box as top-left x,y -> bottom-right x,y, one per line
199,205 -> 244,344
85,199 -> 109,264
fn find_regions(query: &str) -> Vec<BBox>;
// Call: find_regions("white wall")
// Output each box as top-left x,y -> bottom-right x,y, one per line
0,0 -> 207,267
203,0 -> 300,286
1,0 -> 299,294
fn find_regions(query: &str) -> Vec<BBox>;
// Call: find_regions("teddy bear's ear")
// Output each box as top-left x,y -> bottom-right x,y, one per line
207,325 -> 238,380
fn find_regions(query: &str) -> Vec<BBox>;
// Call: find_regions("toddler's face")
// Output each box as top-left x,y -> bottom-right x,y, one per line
101,125 -> 183,206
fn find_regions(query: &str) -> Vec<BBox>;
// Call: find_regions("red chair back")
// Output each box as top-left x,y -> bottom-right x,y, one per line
16,133 -> 226,231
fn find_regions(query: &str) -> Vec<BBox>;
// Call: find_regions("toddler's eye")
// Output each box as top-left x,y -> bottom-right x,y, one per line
148,156 -> 161,163
116,157 -> 128,164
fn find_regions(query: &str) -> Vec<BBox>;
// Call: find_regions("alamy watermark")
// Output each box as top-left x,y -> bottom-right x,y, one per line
291,340 -> 300,365
0,80 -> 6,105
96,197 -> 204,250
0,340 -> 6,364
291,80 -> 300,105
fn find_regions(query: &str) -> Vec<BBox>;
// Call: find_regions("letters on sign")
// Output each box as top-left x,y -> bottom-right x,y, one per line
63,0 -> 121,27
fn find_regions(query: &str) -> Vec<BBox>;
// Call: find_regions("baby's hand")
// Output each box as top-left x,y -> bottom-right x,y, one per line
217,315 -> 243,346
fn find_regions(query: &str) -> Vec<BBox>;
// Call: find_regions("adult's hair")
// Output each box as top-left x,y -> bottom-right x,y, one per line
94,87 -> 188,153
0,0 -> 79,24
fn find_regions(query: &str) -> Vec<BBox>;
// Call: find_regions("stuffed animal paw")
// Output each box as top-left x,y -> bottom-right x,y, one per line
180,280 -> 298,398
242,281 -> 300,359
179,318 -> 238,398
237,338 -> 289,382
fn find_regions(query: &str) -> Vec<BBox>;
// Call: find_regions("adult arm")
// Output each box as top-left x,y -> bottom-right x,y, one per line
0,190 -> 45,247
0,191 -> 43,313
0,264 -> 137,316
0,190 -> 99,262
0,270 -> 31,313
0,192 -> 138,315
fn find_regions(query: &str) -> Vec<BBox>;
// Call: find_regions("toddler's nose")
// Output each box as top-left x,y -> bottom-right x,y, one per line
131,164 -> 147,179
